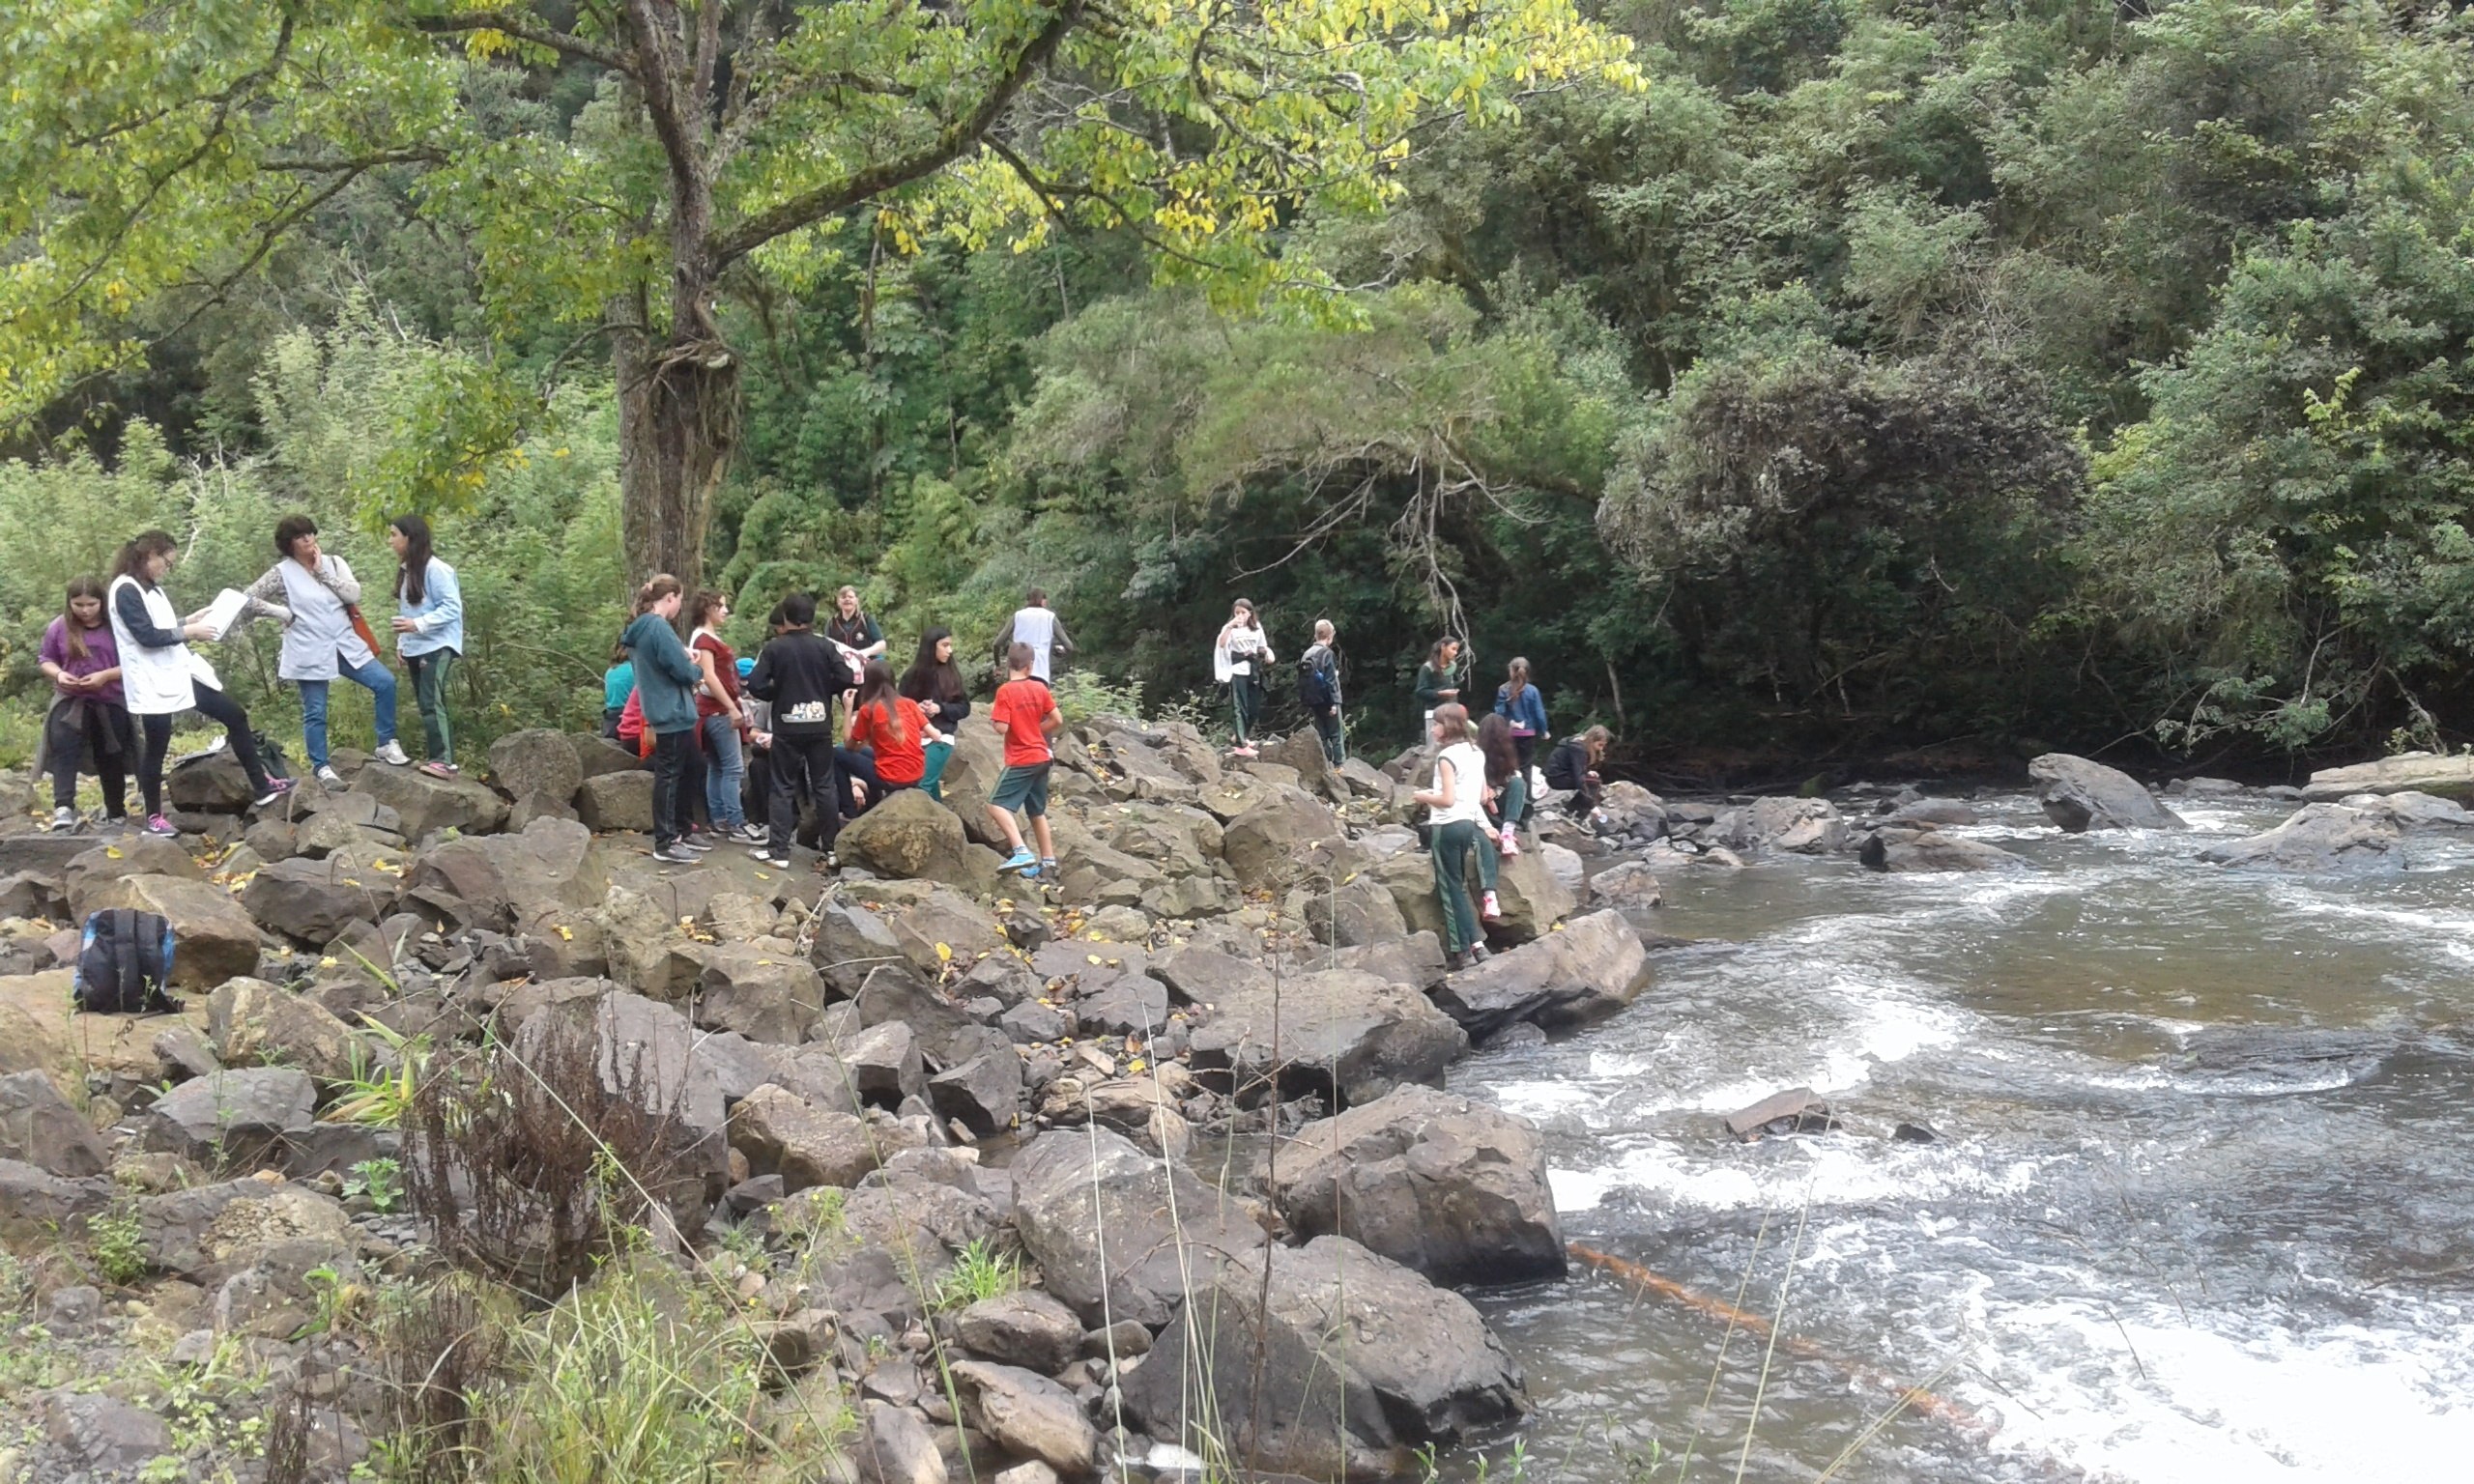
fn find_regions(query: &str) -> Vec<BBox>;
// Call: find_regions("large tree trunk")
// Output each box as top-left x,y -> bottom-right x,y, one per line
615,325 -> 738,597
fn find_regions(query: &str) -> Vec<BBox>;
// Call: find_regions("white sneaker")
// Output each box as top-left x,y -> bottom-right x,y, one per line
373,740 -> 411,766
50,806 -> 76,831
316,765 -> 346,788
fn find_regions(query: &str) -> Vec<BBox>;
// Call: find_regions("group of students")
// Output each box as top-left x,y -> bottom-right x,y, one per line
36,518 -> 464,838
609,584 -> 1069,872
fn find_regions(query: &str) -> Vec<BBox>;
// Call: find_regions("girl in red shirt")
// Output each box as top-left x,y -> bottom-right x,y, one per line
848,659 -> 943,789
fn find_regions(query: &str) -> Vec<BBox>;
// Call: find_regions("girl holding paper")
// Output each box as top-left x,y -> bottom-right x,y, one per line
108,529 -> 291,837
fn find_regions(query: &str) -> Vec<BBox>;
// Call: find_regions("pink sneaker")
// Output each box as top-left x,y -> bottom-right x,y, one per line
1499,831 -> 1521,858
1482,890 -> 1503,923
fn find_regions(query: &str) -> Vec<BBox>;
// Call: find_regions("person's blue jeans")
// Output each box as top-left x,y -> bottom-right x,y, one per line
298,654 -> 397,770
702,713 -> 747,830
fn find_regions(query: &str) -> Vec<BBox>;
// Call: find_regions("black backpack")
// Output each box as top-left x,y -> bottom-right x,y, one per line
1296,654 -> 1335,710
73,908 -> 181,1014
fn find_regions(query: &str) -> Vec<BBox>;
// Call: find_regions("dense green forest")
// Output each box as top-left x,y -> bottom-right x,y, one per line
6,0 -> 2473,775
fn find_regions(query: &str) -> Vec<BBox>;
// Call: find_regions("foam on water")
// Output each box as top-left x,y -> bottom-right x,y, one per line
1549,1135 -> 2049,1216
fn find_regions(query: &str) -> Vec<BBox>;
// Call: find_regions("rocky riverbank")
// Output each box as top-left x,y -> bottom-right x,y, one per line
0,733 -> 2453,1482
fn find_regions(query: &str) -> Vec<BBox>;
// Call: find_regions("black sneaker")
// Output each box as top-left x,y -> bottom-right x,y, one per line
652,842 -> 699,863
676,837 -> 714,855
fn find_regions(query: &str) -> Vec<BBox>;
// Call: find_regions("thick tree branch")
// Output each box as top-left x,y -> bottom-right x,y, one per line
705,0 -> 1083,268
413,10 -> 634,72
620,0 -> 701,187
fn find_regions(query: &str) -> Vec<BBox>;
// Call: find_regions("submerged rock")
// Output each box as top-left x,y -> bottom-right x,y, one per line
1722,1087 -> 1835,1141
1858,829 -> 2028,872
2197,804 -> 2402,873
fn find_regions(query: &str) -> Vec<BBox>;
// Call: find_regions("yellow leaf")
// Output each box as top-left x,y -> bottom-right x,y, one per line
320,956 -> 338,968
1128,1059 -> 1147,1074
935,942 -> 954,963
557,926 -> 574,941
104,845 -> 123,859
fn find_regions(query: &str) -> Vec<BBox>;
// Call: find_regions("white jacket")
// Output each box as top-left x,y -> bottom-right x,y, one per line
108,574 -> 217,716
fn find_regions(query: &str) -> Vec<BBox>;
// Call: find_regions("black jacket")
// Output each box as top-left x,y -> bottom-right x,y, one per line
1544,737 -> 1592,792
746,631 -> 859,735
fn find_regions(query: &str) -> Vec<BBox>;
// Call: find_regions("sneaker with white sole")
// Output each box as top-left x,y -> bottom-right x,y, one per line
374,740 -> 412,766
999,847 -> 1037,874
252,778 -> 295,808
652,842 -> 700,863
1482,890 -> 1503,922
729,824 -> 767,845
50,806 -> 76,831
316,765 -> 346,788
143,814 -> 179,839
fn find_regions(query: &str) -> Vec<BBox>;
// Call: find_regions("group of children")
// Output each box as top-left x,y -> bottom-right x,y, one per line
610,583 -> 1068,873
36,519 -> 464,839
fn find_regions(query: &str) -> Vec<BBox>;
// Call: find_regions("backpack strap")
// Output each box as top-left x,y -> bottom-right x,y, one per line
113,907 -> 141,1013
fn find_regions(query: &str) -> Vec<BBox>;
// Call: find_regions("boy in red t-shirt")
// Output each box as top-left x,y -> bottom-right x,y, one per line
986,642 -> 1063,875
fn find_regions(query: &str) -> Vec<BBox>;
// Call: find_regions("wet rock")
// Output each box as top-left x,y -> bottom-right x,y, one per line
854,1400 -> 948,1484
245,854 -> 391,944
142,1067 -> 317,1170
353,761 -> 511,840
1887,796 -> 1982,826
2302,751 -> 2474,803
1190,968 -> 1466,1109
207,977 -> 364,1081
0,1070 -> 109,1177
1120,1235 -> 1524,1479
1858,830 -> 2029,872
1723,1087 -> 1835,1141
2347,789 -> 2474,831
2028,753 -> 2186,832
1590,858 -> 1664,909
1721,796 -> 1847,855
81,874 -> 263,989
2164,777 -> 2249,800
576,770 -> 655,832
953,1361 -> 1099,1475
954,1290 -> 1084,1375
1892,1122 -> 1940,1144
2197,804 -> 2402,873
1011,1127 -> 1265,1327
838,788 -> 998,893
1274,1085 -> 1563,1285
1431,909 -> 1648,1037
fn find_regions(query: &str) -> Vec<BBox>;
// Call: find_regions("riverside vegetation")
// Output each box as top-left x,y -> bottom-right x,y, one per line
8,0 -> 2474,765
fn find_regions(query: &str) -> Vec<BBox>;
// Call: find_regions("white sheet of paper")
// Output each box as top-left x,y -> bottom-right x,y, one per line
198,587 -> 249,642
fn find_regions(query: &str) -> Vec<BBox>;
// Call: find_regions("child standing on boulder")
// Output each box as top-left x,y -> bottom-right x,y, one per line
1415,636 -> 1463,737
986,642 -> 1062,877
1493,656 -> 1548,782
1299,619 -> 1344,767
1413,702 -> 1492,971
387,514 -> 464,779
745,592 -> 862,869
622,576 -> 708,864
900,626 -> 971,800
1213,598 -> 1273,757
109,530 -> 291,836
37,577 -> 130,829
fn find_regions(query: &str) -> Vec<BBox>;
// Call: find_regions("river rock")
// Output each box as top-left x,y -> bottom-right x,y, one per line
142,1067 -> 317,1170
0,1070 -> 110,1178
2028,753 -> 2185,832
576,771 -> 655,832
1222,791 -> 1356,892
352,761 -> 510,840
244,855 -> 391,944
727,1085 -> 893,1190
0,1158 -> 109,1241
1885,797 -> 1980,827
486,728 -> 587,812
1430,908 -> 1648,1036
1190,967 -> 1466,1108
1274,1085 -> 1562,1284
40,1393 -> 173,1472
953,1290 -> 1085,1375
953,1361 -> 1098,1475
81,874 -> 263,989
2197,803 -> 2402,872
1590,858 -> 1664,909
837,788 -> 996,893
1724,1087 -> 1834,1141
1010,1127 -> 1265,1327
696,944 -> 826,1044
1723,796 -> 1847,854
0,832 -> 96,882
854,1400 -> 947,1484
2302,751 -> 2474,803
929,1051 -> 1021,1138
64,837 -> 204,920
1858,830 -> 2028,872
512,991 -> 730,1228
403,816 -> 607,932
207,978 -> 364,1081
2347,789 -> 2474,831
1307,872 -> 1410,947
1120,1235 -> 1524,1479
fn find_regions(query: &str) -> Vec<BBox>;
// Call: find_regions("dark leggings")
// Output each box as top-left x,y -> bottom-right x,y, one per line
768,733 -> 842,853
137,687 -> 270,818
46,701 -> 130,816
650,728 -> 705,847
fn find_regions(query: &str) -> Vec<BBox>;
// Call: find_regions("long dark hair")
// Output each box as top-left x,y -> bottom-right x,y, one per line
60,576 -> 106,662
855,659 -> 906,745
112,530 -> 178,586
1505,656 -> 1533,702
390,514 -> 435,605
1477,713 -> 1520,787
1425,636 -> 1460,674
901,627 -> 964,705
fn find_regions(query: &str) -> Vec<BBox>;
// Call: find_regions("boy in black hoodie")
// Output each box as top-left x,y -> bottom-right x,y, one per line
744,592 -> 861,868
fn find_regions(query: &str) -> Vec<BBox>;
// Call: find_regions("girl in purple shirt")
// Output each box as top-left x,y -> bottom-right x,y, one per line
37,577 -> 131,828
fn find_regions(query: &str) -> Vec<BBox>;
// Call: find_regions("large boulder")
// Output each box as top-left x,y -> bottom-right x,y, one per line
141,1067 -> 316,1171
353,762 -> 511,840
1189,968 -> 1467,1109
1721,796 -> 1848,855
0,1070 -> 110,1178
2197,804 -> 2403,872
207,978 -> 365,1082
1590,858 -> 1664,909
1430,908 -> 1648,1037
1010,1127 -> 1265,1327
512,991 -> 730,1228
726,1085 -> 895,1191
486,729 -> 587,811
695,944 -> 827,1045
403,816 -> 607,932
954,1290 -> 1084,1374
65,836 -> 203,921
1273,1086 -> 1564,1285
84,874 -> 262,989
244,855 -> 391,945
1857,830 -> 2030,872
1119,1235 -> 1525,1479
1366,846 -> 1571,947
1222,791 -> 1354,892
836,787 -> 995,893
2301,751 -> 2474,803
934,721 -> 1011,847
2028,753 -> 2186,832
168,750 -> 256,813
576,770 -> 655,832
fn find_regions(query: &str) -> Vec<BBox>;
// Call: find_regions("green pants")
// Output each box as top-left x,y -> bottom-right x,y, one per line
919,739 -> 953,801
1431,819 -> 1484,955
1501,774 -> 1529,832
1472,822 -> 1499,893
406,650 -> 456,765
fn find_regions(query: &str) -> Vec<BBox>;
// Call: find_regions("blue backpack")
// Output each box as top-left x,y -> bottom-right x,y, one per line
73,908 -> 180,1014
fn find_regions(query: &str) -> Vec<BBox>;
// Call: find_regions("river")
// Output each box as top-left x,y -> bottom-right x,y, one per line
1449,791 -> 2474,1483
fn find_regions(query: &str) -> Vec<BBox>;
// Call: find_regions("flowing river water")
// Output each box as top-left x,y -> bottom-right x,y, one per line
1446,791 -> 2474,1483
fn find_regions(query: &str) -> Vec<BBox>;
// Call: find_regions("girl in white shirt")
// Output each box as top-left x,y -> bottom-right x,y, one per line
1214,598 -> 1273,757
1413,702 -> 1497,969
